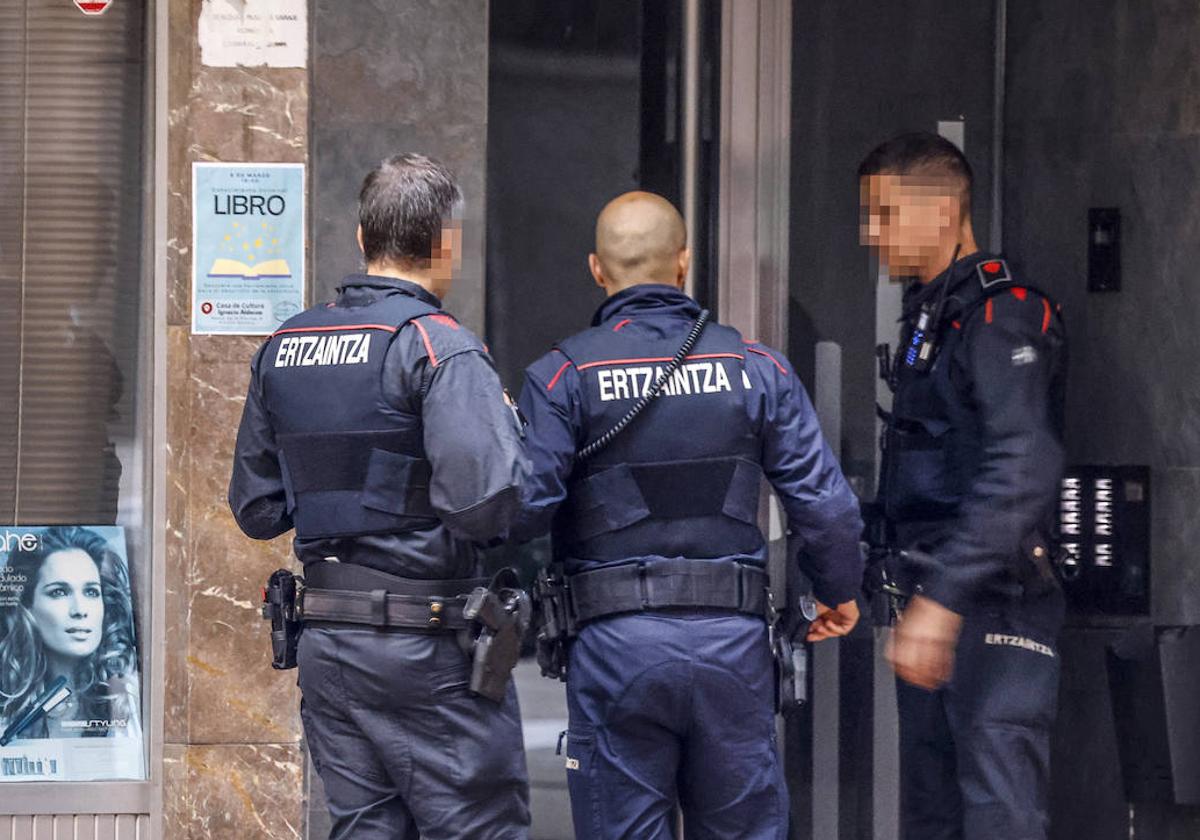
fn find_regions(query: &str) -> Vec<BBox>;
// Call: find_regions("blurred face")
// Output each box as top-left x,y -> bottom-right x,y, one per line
30,549 -> 103,662
860,174 -> 962,278
428,221 -> 463,300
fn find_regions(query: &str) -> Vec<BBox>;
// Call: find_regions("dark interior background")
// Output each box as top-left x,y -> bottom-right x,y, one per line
788,2 -> 1200,838
485,0 -> 720,393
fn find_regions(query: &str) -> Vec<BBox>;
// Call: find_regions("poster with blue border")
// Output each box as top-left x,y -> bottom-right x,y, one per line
192,162 -> 305,335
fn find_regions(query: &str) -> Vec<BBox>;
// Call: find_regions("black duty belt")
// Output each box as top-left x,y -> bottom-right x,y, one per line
298,561 -> 486,632
567,558 -> 768,626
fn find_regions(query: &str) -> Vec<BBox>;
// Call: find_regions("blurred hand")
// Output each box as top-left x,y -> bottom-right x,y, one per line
806,599 -> 860,642
886,595 -> 963,690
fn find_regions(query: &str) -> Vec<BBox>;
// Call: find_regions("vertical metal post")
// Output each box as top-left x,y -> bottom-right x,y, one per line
873,266 -> 903,840
717,0 -> 790,350
717,0 -> 794,835
813,343 -> 842,840
682,0 -> 701,297
150,0 -> 169,833
991,0 -> 1007,251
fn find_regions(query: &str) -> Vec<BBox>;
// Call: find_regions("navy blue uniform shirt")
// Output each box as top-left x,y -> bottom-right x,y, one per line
228,275 -> 528,579
883,254 -> 1067,613
515,284 -> 864,607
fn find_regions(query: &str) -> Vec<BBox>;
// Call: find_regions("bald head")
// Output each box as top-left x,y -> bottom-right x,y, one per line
590,191 -> 689,294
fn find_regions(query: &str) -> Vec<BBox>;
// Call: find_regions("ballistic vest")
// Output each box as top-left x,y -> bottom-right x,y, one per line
258,290 -> 441,540
881,256 -> 1064,526
554,319 -> 765,565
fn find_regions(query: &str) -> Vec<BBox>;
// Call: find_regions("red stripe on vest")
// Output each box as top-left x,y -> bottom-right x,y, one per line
546,360 -> 573,391
271,323 -> 398,337
413,319 -> 438,366
746,346 -> 787,374
574,352 -> 745,372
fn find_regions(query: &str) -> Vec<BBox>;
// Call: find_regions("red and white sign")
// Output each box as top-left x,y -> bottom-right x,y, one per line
74,1 -> 112,15
200,302 -> 214,315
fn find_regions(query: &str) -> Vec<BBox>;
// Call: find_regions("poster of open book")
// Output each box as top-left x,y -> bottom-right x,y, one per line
192,162 -> 305,335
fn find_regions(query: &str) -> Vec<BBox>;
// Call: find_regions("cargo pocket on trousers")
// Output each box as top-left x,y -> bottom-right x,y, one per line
429,662 -> 472,697
299,699 -> 324,776
562,723 -> 601,835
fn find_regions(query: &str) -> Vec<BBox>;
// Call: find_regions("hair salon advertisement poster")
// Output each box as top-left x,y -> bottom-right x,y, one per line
192,161 -> 305,335
0,526 -> 145,782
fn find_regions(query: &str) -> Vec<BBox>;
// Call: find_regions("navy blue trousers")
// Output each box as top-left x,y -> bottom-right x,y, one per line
562,611 -> 788,840
297,627 -> 530,840
898,590 -> 1064,840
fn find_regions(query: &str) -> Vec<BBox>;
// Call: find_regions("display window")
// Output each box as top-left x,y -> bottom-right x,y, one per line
0,0 -> 151,790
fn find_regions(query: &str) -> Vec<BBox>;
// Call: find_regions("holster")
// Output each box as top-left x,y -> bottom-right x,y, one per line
770,587 -> 818,715
863,546 -> 917,626
531,564 -> 573,681
463,568 -> 531,703
262,569 -> 303,670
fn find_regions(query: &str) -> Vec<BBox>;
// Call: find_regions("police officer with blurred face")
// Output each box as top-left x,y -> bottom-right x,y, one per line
517,191 -> 865,839
860,133 -> 1067,840
229,154 -> 531,839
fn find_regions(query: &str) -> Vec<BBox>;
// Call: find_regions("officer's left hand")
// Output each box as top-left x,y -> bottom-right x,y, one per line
887,595 -> 963,690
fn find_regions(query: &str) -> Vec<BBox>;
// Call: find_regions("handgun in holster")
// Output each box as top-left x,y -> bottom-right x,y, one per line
860,503 -> 912,625
262,569 -> 303,670
769,563 -> 820,716
531,564 -> 573,682
463,568 -> 531,703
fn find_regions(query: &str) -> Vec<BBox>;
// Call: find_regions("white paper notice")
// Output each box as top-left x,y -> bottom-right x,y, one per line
198,0 -> 307,69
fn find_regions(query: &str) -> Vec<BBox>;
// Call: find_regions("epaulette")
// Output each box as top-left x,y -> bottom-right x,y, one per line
976,258 -> 1012,290
410,313 -> 483,367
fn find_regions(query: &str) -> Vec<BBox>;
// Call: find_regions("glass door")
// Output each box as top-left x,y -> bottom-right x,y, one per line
485,2 -> 720,836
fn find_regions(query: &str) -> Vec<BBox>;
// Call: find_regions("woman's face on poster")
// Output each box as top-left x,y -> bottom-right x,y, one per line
31,549 -> 104,660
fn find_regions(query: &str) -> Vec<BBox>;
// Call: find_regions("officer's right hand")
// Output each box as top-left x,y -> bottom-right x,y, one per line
806,600 -> 860,642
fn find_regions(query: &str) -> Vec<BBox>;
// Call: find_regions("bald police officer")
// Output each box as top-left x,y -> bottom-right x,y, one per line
517,191 -> 865,839
229,154 -> 531,839
861,132 -> 1067,840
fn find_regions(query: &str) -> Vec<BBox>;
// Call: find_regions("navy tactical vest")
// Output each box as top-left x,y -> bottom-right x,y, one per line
257,290 -> 441,540
881,256 -> 1064,527
554,319 -> 765,565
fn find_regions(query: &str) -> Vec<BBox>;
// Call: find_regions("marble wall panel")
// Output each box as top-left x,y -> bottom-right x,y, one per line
185,468 -> 297,743
164,326 -> 194,744
168,1 -> 308,327
162,744 -> 191,839
311,0 -> 489,330
165,0 -> 310,831
162,744 -> 305,840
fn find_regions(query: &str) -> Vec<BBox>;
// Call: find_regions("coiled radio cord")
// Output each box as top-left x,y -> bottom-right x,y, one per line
577,309 -> 711,462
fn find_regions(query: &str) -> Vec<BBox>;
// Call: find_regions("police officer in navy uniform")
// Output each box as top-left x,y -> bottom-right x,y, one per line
859,133 -> 1067,840
229,154 -> 531,839
516,191 -> 865,839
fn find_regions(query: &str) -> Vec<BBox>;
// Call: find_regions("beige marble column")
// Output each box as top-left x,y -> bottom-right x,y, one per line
164,1 -> 308,836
